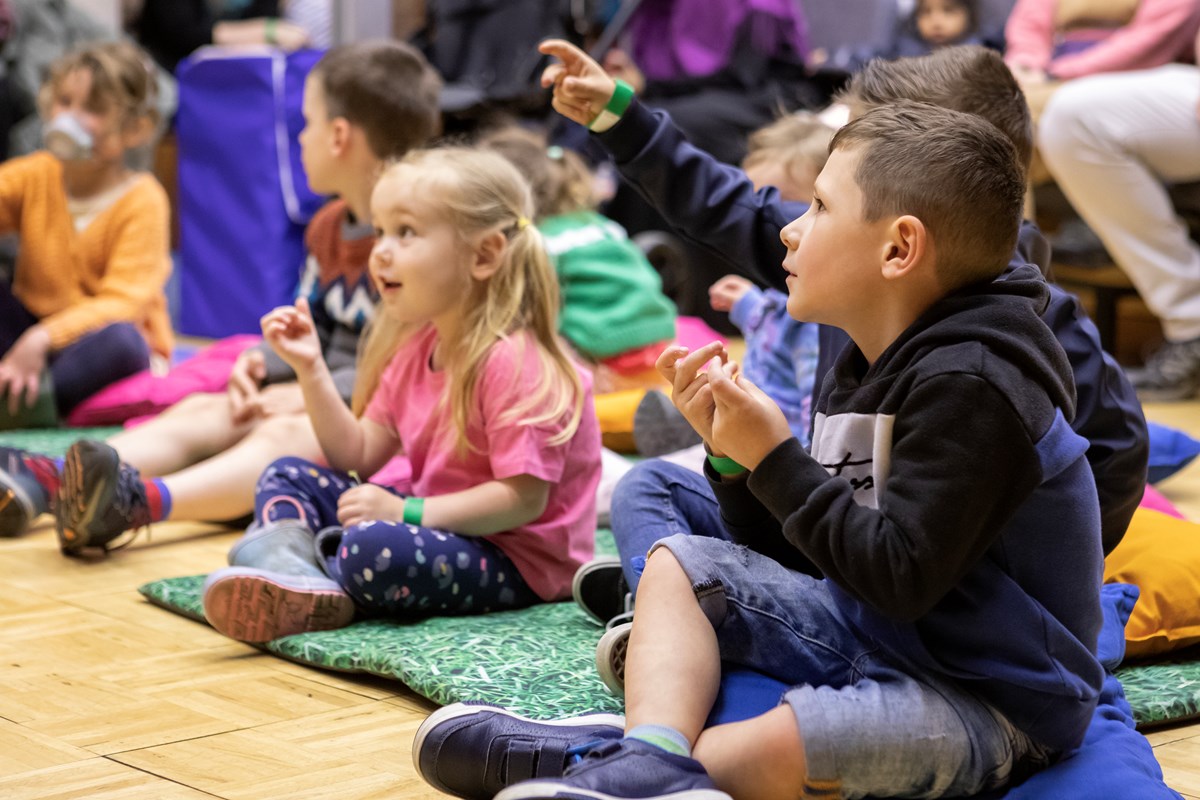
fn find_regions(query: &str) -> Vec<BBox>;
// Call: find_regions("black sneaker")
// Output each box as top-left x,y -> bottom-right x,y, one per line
1126,336 -> 1200,402
633,390 -> 701,457
0,446 -> 55,537
572,557 -> 632,627
412,702 -> 625,799
55,439 -> 150,555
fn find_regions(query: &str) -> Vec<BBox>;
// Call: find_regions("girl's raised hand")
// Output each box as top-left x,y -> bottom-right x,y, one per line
538,39 -> 618,128
260,296 -> 322,376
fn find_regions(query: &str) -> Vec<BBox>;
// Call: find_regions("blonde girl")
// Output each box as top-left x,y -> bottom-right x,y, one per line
0,41 -> 169,427
201,147 -> 603,643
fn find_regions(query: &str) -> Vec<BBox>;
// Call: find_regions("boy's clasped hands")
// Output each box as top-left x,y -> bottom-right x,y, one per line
656,341 -> 793,471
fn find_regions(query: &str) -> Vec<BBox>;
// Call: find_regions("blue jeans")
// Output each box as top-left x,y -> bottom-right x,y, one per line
254,457 -> 540,617
608,459 -> 727,594
656,534 -> 1052,799
0,281 -> 149,413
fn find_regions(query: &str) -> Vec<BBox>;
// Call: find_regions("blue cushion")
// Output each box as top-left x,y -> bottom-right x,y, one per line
709,583 -> 1181,799
1147,421 -> 1200,484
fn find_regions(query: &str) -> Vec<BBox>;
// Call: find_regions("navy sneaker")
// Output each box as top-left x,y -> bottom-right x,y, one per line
412,702 -> 625,799
0,446 -> 55,537
55,440 -> 150,555
495,738 -> 731,800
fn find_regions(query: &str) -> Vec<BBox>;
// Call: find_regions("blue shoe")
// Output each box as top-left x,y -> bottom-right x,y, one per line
0,446 -> 53,537
495,738 -> 730,800
201,566 -> 355,643
412,702 -> 625,799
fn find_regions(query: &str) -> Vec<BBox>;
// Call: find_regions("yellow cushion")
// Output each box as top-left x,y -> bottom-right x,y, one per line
1104,507 -> 1200,658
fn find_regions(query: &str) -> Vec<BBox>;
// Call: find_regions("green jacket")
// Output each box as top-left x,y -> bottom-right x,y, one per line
539,210 -> 676,359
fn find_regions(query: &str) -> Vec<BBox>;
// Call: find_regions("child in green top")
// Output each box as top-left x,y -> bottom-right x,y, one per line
480,127 -> 676,394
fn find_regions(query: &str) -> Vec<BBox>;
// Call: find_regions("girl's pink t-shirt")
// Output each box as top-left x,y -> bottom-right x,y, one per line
364,325 -> 602,601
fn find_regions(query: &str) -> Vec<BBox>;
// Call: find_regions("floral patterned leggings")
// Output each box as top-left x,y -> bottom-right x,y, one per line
254,457 -> 540,617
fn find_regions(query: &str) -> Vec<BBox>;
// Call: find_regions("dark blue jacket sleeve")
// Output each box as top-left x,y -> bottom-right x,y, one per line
597,100 -> 806,293
1041,283 -> 1148,555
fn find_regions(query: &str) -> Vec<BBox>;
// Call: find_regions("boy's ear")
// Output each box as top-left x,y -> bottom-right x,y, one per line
881,215 -> 927,281
470,228 -> 508,281
330,117 -> 353,157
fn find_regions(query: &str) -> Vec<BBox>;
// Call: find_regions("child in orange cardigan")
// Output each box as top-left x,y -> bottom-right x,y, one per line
0,41 -> 171,428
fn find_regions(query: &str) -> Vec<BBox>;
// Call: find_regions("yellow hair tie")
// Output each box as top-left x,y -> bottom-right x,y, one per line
516,216 -> 531,230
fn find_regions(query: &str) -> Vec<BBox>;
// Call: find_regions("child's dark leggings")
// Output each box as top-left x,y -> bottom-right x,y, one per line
254,457 -> 541,617
0,282 -> 149,413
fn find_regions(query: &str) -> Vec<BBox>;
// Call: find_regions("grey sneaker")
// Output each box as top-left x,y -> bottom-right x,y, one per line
227,521 -> 326,577
201,567 -> 355,643
595,622 -> 632,698
1127,336 -> 1200,402
633,390 -> 701,457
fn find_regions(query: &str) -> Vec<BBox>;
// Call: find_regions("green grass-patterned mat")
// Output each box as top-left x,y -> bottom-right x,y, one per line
140,573 -> 623,718
139,528 -> 624,718
1115,649 -> 1200,729
0,427 -> 122,456
140,568 -> 1200,728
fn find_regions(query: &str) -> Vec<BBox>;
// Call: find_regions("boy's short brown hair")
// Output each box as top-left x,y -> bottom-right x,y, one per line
831,101 -> 1024,290
837,45 -> 1032,174
313,41 -> 442,160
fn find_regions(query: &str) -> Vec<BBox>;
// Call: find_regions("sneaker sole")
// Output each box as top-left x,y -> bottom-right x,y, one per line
595,623 -> 630,698
412,703 -> 625,796
56,442 -> 119,552
571,557 -> 624,627
0,473 -> 34,538
496,781 -> 729,800
632,392 -> 701,458
202,570 -> 355,643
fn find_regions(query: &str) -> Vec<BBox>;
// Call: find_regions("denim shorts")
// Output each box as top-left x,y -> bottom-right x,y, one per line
652,534 -> 1053,799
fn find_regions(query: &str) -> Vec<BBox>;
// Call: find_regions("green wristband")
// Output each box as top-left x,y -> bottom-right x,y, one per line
588,78 -> 635,132
403,496 -> 425,526
264,17 -> 278,45
707,453 -> 747,476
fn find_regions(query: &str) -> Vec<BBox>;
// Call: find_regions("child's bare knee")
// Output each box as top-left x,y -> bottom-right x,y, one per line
167,392 -> 231,421
251,413 -> 313,445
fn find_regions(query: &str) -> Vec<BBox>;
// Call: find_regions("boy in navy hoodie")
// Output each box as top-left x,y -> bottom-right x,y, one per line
561,42 -> 1143,632
412,101 -> 1104,800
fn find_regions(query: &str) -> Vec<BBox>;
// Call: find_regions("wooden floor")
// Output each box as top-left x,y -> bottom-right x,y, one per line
2,403 -> 1200,798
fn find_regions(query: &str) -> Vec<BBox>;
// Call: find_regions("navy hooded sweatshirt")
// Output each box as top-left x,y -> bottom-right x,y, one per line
720,265 -> 1105,752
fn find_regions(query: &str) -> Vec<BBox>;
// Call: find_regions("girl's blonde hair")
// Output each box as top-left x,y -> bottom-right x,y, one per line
352,146 -> 585,455
477,126 -> 594,218
38,41 -> 159,125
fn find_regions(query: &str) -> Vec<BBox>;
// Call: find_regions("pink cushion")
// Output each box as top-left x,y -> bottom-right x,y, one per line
66,335 -> 261,427
1139,484 -> 1184,520
675,316 -> 728,352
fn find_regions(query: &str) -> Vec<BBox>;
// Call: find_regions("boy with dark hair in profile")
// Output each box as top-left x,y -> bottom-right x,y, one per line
554,43 -> 1143,625
413,100 -> 1104,800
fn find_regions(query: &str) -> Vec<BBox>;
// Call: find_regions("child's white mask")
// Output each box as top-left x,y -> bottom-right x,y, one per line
44,113 -> 94,161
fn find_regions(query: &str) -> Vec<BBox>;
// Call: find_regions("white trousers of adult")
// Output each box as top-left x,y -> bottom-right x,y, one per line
1039,65 -> 1200,342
